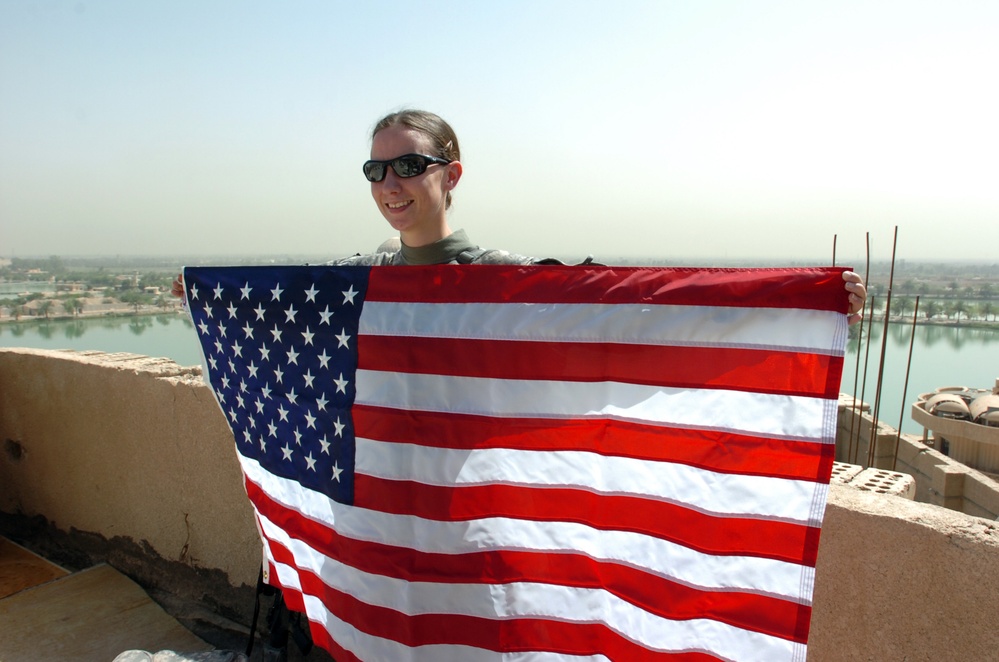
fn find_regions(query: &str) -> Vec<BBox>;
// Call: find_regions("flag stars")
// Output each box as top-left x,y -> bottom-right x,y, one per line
214,284 -> 224,300
277,404 -> 289,422
270,325 -> 283,343
217,322 -> 227,338
189,283 -> 199,300
271,284 -> 284,301
259,344 -> 271,362
228,408 -> 238,423
267,422 -> 278,438
286,388 -> 298,405
248,362 -> 259,378
285,304 -> 298,324
319,306 -> 334,326
243,430 -> 252,445
255,399 -> 265,414
342,285 -> 358,305
236,394 -> 245,409
287,346 -> 299,365
304,284 -> 319,303
294,428 -> 303,446
232,341 -> 243,358
305,453 -> 317,471
203,303 -> 214,319
303,370 -> 315,389
319,436 -> 331,454
254,304 -> 266,321
243,322 -> 255,339
227,303 -> 238,320
301,326 -> 314,346
220,375 -> 231,390
274,364 -> 284,383
261,384 -> 273,399
331,462 -> 343,482
334,373 -> 348,394
198,320 -> 209,336
336,329 -> 351,349
214,339 -> 224,354
315,393 -> 328,412
240,282 -> 252,300
259,437 -> 267,452
333,416 -> 345,437
317,350 -> 331,370
281,444 -> 293,461
304,411 -> 316,429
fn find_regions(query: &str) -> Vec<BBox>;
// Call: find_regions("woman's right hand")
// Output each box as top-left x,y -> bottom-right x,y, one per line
171,273 -> 185,298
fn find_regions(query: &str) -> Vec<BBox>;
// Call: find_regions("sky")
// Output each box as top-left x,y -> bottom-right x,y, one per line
2,0 -> 998,265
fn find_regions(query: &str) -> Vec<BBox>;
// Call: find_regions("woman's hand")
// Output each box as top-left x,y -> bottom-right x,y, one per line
843,271 -> 867,326
171,273 -> 185,299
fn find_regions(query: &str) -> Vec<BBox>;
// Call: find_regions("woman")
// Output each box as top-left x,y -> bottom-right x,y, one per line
172,109 -> 867,321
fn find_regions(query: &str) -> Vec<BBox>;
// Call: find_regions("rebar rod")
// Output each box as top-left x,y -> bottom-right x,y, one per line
893,296 -> 920,471
847,232 -> 870,464
867,226 -> 899,467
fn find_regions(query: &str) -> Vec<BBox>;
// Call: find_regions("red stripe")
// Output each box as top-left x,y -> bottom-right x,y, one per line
365,265 -> 850,312
358,335 -> 842,398
249,479 -> 812,644
353,405 -> 836,483
354,474 -> 821,566
266,536 -> 783,659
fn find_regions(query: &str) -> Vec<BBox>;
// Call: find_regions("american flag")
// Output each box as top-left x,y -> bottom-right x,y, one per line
184,264 -> 848,662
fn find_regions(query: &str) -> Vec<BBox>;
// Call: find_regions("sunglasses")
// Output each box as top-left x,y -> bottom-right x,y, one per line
362,153 -> 452,182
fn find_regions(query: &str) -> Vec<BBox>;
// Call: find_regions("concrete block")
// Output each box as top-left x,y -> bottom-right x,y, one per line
851,468 -> 917,500
830,462 -> 864,485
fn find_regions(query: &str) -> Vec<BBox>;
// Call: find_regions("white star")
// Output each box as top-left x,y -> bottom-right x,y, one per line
319,436 -> 331,454
243,322 -> 254,339
267,422 -> 277,438
319,306 -> 334,326
259,437 -> 267,451
247,416 -> 256,430
227,303 -> 238,319
315,393 -> 328,412
247,362 -> 258,378
274,366 -> 284,383
286,346 -> 299,365
261,383 -> 272,399
240,282 -> 252,300
239,379 -> 248,393
189,283 -> 199,300
255,399 -> 265,414
228,359 -> 236,373
277,404 -> 289,421
281,444 -> 293,461
301,326 -> 314,346
317,350 -> 331,369
342,285 -> 358,305
293,428 -> 303,445
336,329 -> 351,349
305,453 -> 317,471
285,305 -> 297,324
235,394 -> 245,409
217,322 -> 227,338
302,370 -> 315,389
214,283 -> 224,300
333,416 -> 345,437
203,303 -> 214,319
198,320 -> 209,335
208,356 -> 218,370
220,375 -> 230,390
286,388 -> 298,405
331,462 -> 343,482
304,284 -> 319,303
214,339 -> 223,354
232,341 -> 242,358
304,411 -> 316,429
243,430 -> 252,444
216,390 -> 226,404
334,373 -> 348,394
259,344 -> 270,362
254,304 -> 266,321
270,325 -> 283,343
228,408 -> 238,422
271,284 -> 284,301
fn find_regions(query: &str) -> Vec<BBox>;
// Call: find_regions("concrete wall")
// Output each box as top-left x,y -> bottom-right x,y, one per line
3,348 -> 999,658
837,394 -> 999,519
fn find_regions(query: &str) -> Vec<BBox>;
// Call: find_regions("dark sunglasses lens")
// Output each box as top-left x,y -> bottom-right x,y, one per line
392,155 -> 427,178
363,161 -> 385,182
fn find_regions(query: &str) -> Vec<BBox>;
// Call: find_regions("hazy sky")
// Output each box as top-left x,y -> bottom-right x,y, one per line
2,1 -> 997,264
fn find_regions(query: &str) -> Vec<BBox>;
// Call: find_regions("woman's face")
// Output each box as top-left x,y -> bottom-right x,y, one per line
369,125 -> 461,246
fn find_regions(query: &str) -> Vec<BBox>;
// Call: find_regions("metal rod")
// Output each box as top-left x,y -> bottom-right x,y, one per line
847,232 -> 870,464
853,295 -> 876,464
893,296 -> 920,471
867,225 -> 899,467
832,234 -> 837,267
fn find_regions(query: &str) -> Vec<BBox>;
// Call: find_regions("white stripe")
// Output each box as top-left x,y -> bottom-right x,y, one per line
260,516 -> 802,662
355,438 -> 822,523
360,301 -> 842,353
239,456 -> 814,602
355,371 -> 829,441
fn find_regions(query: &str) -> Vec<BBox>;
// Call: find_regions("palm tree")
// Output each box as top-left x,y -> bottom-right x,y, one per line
982,301 -> 996,322
950,299 -> 969,323
922,300 -> 942,321
37,300 -> 53,319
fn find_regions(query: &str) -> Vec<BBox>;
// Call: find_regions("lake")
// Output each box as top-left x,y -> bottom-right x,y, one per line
1,313 -> 996,435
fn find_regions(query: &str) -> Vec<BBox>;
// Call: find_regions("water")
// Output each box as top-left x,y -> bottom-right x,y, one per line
0,313 -> 205,366
2,313 -> 996,435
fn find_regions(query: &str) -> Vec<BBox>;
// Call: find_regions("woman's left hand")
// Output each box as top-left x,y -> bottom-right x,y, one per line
843,271 -> 867,326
